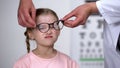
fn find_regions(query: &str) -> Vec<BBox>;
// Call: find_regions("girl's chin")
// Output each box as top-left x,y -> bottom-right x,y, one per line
43,42 -> 54,46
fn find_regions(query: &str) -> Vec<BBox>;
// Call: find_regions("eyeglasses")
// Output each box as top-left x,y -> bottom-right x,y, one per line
36,20 -> 64,33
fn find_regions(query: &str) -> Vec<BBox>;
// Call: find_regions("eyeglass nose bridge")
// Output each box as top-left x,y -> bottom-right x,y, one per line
49,23 -> 55,29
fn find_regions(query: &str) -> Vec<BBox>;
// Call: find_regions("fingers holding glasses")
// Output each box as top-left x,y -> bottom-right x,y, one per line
18,0 -> 36,27
18,9 -> 36,27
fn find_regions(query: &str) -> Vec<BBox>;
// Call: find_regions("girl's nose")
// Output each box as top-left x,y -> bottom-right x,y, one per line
46,28 -> 53,35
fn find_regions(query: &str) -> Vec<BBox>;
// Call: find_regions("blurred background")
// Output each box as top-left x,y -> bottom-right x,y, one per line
0,0 -> 104,68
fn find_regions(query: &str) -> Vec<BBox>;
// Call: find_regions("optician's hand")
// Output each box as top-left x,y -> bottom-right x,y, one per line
62,2 -> 98,28
18,0 -> 36,27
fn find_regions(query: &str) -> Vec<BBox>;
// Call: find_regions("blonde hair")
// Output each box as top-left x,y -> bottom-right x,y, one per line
24,8 -> 59,53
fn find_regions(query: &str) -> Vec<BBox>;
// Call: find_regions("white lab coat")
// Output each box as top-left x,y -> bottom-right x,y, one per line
96,0 -> 120,68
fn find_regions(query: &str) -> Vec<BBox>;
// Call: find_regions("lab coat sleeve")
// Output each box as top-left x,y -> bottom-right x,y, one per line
96,0 -> 120,24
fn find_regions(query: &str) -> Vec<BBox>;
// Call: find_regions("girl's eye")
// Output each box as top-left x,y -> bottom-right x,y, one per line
39,26 -> 45,29
38,24 -> 48,29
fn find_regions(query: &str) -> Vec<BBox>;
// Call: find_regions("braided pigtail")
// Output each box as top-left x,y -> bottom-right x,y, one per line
24,29 -> 31,53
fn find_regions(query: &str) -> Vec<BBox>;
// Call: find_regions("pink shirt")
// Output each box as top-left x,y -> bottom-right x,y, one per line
14,51 -> 79,68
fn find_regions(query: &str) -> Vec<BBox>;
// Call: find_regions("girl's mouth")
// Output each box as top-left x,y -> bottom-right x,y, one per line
45,36 -> 53,38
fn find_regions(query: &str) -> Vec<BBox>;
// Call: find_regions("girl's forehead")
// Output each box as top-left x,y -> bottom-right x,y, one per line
36,15 -> 57,24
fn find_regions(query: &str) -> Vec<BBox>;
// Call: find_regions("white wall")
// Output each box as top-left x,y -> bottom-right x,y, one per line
0,0 -> 71,68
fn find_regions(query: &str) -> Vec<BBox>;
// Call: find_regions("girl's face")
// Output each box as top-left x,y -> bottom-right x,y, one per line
30,14 -> 60,47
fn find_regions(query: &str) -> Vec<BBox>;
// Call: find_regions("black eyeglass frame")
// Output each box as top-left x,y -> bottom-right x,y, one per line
36,20 -> 64,33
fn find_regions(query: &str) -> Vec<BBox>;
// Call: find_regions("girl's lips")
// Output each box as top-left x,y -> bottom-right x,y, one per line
45,36 -> 53,38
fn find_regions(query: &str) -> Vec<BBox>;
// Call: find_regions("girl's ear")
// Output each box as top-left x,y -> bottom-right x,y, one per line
28,31 -> 35,40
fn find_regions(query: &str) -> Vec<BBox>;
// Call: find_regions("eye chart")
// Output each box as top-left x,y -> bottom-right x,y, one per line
70,16 -> 104,68
70,0 -> 104,68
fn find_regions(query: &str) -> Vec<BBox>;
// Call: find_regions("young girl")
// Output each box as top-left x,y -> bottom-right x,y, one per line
14,8 -> 79,68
